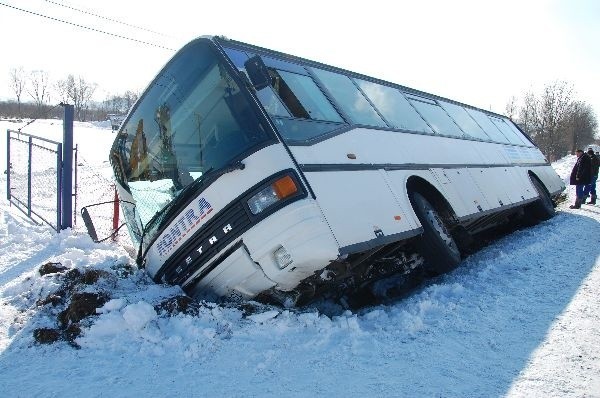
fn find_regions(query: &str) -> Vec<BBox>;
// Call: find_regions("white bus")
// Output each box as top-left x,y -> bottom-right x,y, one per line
107,36 -> 564,305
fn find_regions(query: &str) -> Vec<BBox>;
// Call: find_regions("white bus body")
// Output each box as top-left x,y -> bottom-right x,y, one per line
108,36 -> 564,305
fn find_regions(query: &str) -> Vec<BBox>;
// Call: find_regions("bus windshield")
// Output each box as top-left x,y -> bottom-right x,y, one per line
110,40 -> 271,244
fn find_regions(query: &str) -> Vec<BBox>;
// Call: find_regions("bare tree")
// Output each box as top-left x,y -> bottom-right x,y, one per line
27,70 -> 51,116
56,74 -> 97,121
517,81 -> 574,161
123,90 -> 138,112
9,67 -> 25,117
504,95 -> 519,120
101,90 -> 139,116
565,101 -> 598,153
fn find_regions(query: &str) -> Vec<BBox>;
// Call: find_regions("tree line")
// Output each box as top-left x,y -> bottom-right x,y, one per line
505,80 -> 598,161
1,67 -> 138,122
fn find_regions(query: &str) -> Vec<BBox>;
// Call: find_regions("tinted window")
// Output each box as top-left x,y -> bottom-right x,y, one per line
311,68 -> 387,127
440,101 -> 490,140
406,95 -> 463,137
223,47 -> 250,69
489,116 -> 529,145
356,79 -> 432,133
255,86 -> 291,117
276,70 -> 343,122
262,55 -> 308,74
273,117 -> 344,142
465,109 -> 509,143
506,120 -> 533,147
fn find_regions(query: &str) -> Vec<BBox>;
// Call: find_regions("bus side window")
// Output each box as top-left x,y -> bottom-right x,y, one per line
255,86 -> 292,117
440,101 -> 490,141
270,69 -> 311,119
356,79 -> 433,134
405,95 -> 464,137
489,116 -> 530,146
506,119 -> 534,147
466,108 -> 509,144
273,70 -> 344,123
311,68 -> 387,128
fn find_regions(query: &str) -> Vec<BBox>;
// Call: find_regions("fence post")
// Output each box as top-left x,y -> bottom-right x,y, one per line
27,136 -> 32,217
56,143 -> 63,232
61,104 -> 74,230
73,144 -> 78,227
6,130 -> 10,201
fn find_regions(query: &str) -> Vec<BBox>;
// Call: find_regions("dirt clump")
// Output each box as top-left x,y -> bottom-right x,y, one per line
39,262 -> 67,276
58,292 -> 109,328
33,266 -> 113,346
33,328 -> 61,344
155,295 -> 200,316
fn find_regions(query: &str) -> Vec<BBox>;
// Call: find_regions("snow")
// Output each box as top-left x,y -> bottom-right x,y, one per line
1,119 -> 599,397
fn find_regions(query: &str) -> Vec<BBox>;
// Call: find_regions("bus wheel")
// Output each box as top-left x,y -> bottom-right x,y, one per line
411,192 -> 461,275
527,177 -> 555,221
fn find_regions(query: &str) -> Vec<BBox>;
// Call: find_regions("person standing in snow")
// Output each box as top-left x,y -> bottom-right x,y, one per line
569,149 -> 592,209
584,148 -> 599,205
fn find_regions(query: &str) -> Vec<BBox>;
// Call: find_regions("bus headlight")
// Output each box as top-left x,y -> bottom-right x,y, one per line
247,175 -> 298,215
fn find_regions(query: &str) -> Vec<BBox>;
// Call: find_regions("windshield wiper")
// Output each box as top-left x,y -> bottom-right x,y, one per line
141,160 -> 245,242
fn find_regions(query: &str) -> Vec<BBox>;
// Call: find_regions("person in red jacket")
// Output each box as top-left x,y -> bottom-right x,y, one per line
569,149 -> 592,209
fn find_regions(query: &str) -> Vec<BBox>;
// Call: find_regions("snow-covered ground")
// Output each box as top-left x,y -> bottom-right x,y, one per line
0,120 -> 599,397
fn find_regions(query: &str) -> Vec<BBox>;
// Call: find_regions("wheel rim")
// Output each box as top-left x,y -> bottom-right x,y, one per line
419,196 -> 460,257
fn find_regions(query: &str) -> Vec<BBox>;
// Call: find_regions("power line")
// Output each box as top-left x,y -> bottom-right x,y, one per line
43,0 -> 174,39
0,2 -> 175,51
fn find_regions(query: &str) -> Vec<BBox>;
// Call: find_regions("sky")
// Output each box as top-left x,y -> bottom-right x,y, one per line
0,0 -> 599,121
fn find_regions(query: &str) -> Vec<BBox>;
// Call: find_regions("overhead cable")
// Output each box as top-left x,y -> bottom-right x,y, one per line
43,0 -> 174,38
0,2 -> 175,51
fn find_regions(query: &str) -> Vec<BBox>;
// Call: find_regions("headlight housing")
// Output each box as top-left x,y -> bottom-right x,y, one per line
247,175 -> 299,215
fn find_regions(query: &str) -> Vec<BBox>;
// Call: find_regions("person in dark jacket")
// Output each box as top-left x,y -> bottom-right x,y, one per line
570,149 -> 592,209
585,148 -> 599,204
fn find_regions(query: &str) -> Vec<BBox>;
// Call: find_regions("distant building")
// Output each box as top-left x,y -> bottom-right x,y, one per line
108,114 -> 126,131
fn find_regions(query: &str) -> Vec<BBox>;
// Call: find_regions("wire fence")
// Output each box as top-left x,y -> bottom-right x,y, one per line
6,127 -> 134,247
74,156 -> 133,245
7,130 -> 62,231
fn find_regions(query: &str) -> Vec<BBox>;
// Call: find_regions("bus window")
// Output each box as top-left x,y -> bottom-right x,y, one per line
355,79 -> 433,134
440,101 -> 490,141
223,47 -> 251,69
489,116 -> 529,146
311,68 -> 388,128
274,118 -> 346,143
255,86 -> 292,117
465,108 -> 509,143
222,47 -> 290,117
506,120 -> 534,147
273,70 -> 343,122
405,95 -> 464,137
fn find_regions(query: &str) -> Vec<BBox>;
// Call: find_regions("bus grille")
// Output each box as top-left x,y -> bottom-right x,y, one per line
159,201 -> 252,285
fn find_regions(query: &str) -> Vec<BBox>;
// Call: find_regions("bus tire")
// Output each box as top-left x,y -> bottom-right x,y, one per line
527,177 -> 555,221
411,192 -> 462,275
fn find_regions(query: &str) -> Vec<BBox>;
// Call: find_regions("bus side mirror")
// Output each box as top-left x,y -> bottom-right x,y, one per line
244,56 -> 272,90
81,207 -> 99,242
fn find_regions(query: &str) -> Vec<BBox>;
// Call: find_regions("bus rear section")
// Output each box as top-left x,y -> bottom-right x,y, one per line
110,36 -> 564,306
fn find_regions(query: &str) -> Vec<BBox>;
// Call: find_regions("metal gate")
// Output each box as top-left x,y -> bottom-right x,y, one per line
6,129 -> 64,231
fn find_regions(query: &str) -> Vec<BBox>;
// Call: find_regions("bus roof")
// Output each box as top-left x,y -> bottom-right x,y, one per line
209,35 -> 510,121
